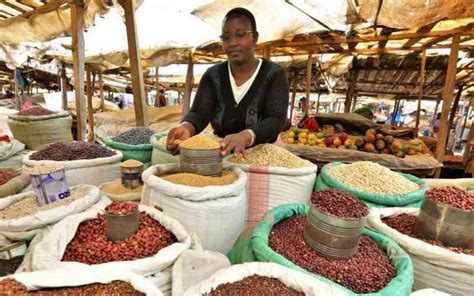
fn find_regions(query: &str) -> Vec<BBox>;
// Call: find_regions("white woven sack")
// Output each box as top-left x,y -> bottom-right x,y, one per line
1,267 -> 161,296
367,208 -> 473,296
31,204 -> 192,277
411,289 -> 451,296
141,164 -> 247,254
422,178 -> 474,190
184,262 -> 348,296
223,157 -> 317,226
172,237 -> 231,295
0,184 -> 101,232
22,150 -> 123,186
148,267 -> 172,296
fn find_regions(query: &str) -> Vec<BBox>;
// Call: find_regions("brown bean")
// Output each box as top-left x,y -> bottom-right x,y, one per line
62,212 -> 177,264
311,189 -> 368,218
425,187 -> 474,212
269,215 -> 396,293
206,275 -> 303,296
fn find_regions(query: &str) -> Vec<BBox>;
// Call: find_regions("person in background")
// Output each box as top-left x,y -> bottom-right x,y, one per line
0,90 -> 14,100
166,7 -> 289,156
155,89 -> 167,107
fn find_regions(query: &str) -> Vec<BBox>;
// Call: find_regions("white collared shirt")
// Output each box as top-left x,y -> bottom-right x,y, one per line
228,58 -> 262,104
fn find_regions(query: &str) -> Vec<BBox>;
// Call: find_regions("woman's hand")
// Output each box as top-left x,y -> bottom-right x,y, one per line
166,122 -> 195,155
221,130 -> 253,157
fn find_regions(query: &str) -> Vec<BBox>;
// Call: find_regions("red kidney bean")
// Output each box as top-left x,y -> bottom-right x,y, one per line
0,169 -> 19,186
0,278 -> 27,294
62,212 -> 177,264
30,142 -> 116,161
269,215 -> 395,293
17,107 -> 56,116
105,202 -> 138,215
383,213 -> 474,255
206,275 -> 304,296
425,187 -> 474,212
311,189 -> 368,218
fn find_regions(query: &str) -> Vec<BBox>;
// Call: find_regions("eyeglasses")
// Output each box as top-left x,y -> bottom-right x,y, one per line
220,30 -> 254,42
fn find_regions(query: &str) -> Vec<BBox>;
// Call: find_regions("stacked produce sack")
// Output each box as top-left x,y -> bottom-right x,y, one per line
104,127 -> 155,164
368,186 -> 474,295
8,107 -> 73,150
224,144 -> 318,226
31,201 -> 191,293
142,135 -> 247,254
0,164 -> 103,274
185,262 -> 348,295
0,168 -> 29,198
316,161 -> 426,207
0,267 -> 160,295
23,141 -> 122,186
150,132 -> 179,165
231,199 -> 414,295
0,135 -> 25,161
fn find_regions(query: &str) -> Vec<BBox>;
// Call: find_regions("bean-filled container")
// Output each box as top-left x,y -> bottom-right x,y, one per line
178,135 -> 222,177
415,187 -> 474,249
120,160 -> 144,190
304,189 -> 369,260
105,202 -> 139,241
29,164 -> 70,206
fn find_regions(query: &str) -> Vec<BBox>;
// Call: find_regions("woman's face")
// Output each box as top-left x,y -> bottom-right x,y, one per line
221,16 -> 258,66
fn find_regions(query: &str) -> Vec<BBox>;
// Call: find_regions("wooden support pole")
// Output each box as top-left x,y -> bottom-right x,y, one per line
263,46 -> 271,60
60,63 -> 68,111
119,0 -> 148,127
463,118 -> 474,168
445,85 -> 464,147
415,50 -> 427,135
391,98 -> 400,127
435,34 -> 461,178
86,65 -> 94,142
316,92 -> 321,115
99,72 -> 104,111
182,52 -> 194,117
461,103 -> 471,143
71,2 -> 86,141
431,97 -> 441,127
13,69 -> 20,111
289,69 -> 298,123
154,66 -> 160,107
351,92 -> 358,111
305,52 -> 313,115
345,69 -> 358,113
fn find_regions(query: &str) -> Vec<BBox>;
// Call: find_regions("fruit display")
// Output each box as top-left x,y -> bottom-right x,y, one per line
284,127 -> 431,158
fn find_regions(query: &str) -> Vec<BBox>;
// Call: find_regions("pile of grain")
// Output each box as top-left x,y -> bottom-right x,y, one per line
179,135 -> 220,149
161,170 -> 237,187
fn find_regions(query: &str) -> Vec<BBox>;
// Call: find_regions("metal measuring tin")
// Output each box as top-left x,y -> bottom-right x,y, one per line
415,197 -> 473,249
30,166 -> 70,206
105,208 -> 139,241
304,206 -> 367,260
121,159 -> 144,189
179,147 -> 222,177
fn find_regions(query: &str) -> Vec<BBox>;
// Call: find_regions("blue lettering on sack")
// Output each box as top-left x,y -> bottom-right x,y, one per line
58,190 -> 71,199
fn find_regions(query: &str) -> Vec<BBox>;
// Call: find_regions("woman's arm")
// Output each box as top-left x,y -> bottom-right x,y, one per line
252,68 -> 289,144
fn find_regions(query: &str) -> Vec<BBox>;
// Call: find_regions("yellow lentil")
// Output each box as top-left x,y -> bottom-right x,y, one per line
101,179 -> 143,195
179,135 -> 220,149
161,170 -> 237,187
229,144 -> 313,169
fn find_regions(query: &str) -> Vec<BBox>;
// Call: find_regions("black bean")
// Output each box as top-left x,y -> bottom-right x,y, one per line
112,128 -> 155,145
30,142 -> 116,161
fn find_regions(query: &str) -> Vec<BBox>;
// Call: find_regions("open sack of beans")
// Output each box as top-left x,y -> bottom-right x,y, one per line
103,127 -> 155,164
0,168 -> 30,198
367,201 -> 473,295
0,184 -> 101,233
0,267 -> 161,295
23,142 -> 123,186
8,108 -> 73,150
423,178 -> 474,191
31,203 -> 191,278
316,161 -> 426,207
0,138 -> 25,161
150,132 -> 179,165
141,163 -> 247,254
224,144 -> 317,227
248,203 -> 414,295
185,262 -> 348,296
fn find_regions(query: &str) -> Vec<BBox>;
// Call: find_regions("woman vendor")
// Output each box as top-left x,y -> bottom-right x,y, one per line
167,7 -> 289,156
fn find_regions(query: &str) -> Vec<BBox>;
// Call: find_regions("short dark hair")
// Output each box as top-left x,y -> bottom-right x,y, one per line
224,7 -> 257,32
